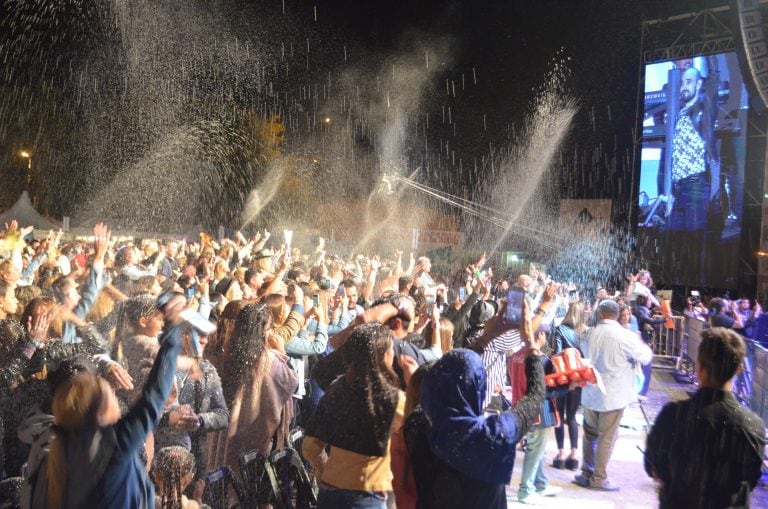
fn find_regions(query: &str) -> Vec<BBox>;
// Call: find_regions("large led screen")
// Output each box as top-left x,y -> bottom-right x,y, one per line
638,53 -> 749,289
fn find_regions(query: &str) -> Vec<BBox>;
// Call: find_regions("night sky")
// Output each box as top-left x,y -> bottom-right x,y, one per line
0,0 -> 729,225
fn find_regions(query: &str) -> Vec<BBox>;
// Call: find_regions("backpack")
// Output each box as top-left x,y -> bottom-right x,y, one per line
202,466 -> 245,509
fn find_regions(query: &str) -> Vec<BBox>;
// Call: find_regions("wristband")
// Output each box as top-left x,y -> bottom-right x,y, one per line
534,307 -> 546,316
27,337 -> 43,349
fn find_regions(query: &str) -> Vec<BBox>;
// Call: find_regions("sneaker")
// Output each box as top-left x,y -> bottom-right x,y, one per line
518,492 -> 546,505
537,486 -> 562,497
551,457 -> 564,469
588,480 -> 620,492
573,474 -> 591,488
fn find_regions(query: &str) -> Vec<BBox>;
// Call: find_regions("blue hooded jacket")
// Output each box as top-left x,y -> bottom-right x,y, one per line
420,349 -> 543,485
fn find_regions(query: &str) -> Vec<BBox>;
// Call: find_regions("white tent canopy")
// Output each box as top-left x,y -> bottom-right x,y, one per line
0,191 -> 60,232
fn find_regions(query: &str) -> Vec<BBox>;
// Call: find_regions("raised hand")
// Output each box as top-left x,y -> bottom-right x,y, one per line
541,283 -> 559,305
20,225 -> 34,238
92,223 -> 111,261
105,362 -> 134,391
4,220 -> 18,232
26,311 -> 51,343
477,251 -> 487,268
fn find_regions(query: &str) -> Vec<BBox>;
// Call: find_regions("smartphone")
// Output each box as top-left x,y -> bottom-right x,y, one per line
426,295 -> 435,316
505,288 -> 525,327
185,284 -> 198,300
459,287 -> 467,301
691,290 -> 700,297
312,293 -> 320,308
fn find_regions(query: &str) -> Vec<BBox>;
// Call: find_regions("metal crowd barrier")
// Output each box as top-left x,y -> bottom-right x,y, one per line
645,313 -> 768,422
750,342 -> 768,423
648,315 -> 685,370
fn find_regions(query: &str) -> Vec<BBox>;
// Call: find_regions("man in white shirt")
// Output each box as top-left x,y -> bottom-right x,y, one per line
575,299 -> 652,492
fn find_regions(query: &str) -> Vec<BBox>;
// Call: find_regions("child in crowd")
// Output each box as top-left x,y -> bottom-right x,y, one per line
152,446 -> 209,509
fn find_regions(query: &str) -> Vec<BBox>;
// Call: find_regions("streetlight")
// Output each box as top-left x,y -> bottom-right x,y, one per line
19,150 -> 31,174
19,151 -> 33,205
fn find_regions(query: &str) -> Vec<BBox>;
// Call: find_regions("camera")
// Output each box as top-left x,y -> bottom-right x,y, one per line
690,290 -> 702,306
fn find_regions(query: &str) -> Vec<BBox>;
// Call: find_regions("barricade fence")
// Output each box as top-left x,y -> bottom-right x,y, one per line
645,313 -> 768,423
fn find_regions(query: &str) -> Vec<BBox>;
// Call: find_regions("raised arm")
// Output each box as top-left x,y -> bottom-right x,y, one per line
73,224 -> 110,320
113,315 -> 184,454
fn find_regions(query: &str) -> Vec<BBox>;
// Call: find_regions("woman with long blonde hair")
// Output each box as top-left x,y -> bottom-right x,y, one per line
550,300 -> 586,471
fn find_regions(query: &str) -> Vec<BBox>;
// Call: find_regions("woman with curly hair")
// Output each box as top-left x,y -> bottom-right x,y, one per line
302,323 -> 405,509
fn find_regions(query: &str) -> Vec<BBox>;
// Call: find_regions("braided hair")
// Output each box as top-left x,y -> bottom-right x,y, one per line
152,446 -> 196,509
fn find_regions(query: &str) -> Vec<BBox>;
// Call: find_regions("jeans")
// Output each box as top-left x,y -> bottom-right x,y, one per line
639,361 -> 652,396
518,427 -> 549,499
317,486 -> 387,509
670,175 -> 709,232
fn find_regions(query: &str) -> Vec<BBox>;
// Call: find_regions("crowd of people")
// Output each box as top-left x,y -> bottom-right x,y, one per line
0,221 -> 763,509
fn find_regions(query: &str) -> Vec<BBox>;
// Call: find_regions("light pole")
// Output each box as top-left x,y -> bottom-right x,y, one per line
19,150 -> 36,207
19,150 -> 31,186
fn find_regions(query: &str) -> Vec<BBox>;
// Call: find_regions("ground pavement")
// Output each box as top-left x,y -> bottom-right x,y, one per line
505,368 -> 768,508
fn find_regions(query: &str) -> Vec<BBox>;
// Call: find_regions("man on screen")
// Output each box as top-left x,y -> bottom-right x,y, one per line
669,66 -> 718,233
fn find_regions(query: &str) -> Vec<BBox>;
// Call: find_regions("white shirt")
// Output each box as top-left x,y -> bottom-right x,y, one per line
58,254 -> 71,276
580,319 -> 653,412
629,282 -> 660,307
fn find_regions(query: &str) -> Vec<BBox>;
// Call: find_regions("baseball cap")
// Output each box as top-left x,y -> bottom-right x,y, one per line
469,300 -> 498,327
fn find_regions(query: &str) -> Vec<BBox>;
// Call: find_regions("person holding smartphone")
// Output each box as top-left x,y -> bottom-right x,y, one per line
328,279 -> 363,337
405,299 -> 545,509
470,283 -> 558,409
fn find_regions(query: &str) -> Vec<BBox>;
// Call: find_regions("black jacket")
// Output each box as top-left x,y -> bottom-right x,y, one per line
312,336 -> 425,391
645,388 -> 765,509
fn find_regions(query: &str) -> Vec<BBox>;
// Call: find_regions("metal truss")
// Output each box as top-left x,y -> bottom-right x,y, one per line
643,37 -> 736,63
642,5 -> 741,63
631,1 -> 768,294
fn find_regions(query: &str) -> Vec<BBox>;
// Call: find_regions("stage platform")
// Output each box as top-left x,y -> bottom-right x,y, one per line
505,368 -> 768,508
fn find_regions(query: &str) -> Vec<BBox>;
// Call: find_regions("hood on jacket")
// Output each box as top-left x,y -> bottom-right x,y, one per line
421,349 -> 520,484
